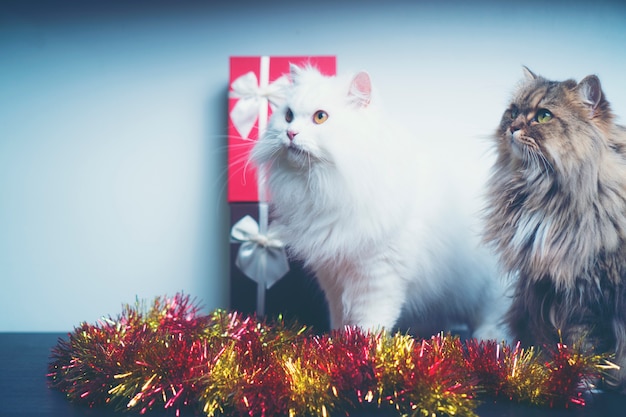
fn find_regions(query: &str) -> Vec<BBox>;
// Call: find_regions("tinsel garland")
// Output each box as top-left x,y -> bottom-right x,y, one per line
47,294 -> 610,417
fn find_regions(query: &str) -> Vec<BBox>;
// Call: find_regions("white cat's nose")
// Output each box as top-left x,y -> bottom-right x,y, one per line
287,130 -> 298,141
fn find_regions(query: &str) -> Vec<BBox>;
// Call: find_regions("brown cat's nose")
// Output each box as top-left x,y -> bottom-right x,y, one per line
287,130 -> 298,141
509,122 -> 522,134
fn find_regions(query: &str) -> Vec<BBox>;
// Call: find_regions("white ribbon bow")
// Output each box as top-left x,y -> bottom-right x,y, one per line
229,71 -> 290,139
231,215 -> 290,291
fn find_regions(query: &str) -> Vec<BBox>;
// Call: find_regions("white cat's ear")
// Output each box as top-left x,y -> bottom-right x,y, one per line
522,66 -> 537,81
577,75 -> 603,111
348,71 -> 371,108
289,64 -> 304,83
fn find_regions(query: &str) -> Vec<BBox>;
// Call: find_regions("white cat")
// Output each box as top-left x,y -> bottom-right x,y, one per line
251,64 -> 510,340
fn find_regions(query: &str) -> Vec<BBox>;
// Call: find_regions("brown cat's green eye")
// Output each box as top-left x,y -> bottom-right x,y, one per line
535,108 -> 553,124
510,107 -> 519,119
285,108 -> 294,123
313,110 -> 328,125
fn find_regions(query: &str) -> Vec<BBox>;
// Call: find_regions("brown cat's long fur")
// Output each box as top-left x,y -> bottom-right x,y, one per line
484,67 -> 626,391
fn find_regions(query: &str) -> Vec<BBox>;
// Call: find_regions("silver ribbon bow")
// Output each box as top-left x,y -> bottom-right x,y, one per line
228,71 -> 290,139
231,215 -> 290,292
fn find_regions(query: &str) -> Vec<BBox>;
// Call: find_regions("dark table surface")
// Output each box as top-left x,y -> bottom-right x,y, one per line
1,332 -> 625,417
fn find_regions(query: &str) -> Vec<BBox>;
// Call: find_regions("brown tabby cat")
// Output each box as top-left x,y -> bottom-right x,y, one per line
484,67 -> 626,391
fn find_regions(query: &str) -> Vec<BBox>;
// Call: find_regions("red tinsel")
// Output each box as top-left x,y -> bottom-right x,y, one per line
47,293 -> 610,417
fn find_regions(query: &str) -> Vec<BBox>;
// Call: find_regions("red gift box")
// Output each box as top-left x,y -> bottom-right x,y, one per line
227,56 -> 336,202
227,56 -> 336,330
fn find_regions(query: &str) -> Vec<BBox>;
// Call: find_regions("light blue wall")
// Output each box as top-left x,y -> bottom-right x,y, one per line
1,0 -> 625,331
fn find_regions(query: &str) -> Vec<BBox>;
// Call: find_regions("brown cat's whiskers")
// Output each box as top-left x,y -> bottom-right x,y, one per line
528,147 -> 554,174
515,134 -> 554,175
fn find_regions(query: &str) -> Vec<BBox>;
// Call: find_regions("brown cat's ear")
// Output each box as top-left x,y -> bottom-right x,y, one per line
348,71 -> 371,108
577,75 -> 604,111
522,66 -> 538,81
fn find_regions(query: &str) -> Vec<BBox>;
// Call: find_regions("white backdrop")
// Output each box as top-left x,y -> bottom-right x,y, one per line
1,0 -> 625,331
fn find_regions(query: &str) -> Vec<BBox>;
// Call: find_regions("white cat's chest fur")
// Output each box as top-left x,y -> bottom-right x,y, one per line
266,138 -> 504,336
268,149 -> 420,267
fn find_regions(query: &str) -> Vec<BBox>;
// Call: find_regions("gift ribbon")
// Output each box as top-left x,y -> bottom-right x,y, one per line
228,62 -> 290,141
230,212 -> 290,316
229,56 -> 292,316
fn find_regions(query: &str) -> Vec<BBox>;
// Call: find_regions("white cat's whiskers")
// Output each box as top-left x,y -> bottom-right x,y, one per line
305,152 -> 314,192
210,138 -> 254,203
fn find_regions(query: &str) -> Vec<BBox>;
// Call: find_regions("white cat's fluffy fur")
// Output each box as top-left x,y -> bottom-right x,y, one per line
251,65 -> 510,340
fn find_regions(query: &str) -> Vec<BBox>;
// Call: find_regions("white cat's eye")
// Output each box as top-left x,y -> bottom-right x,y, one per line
313,110 -> 328,125
285,108 -> 294,123
535,108 -> 553,124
